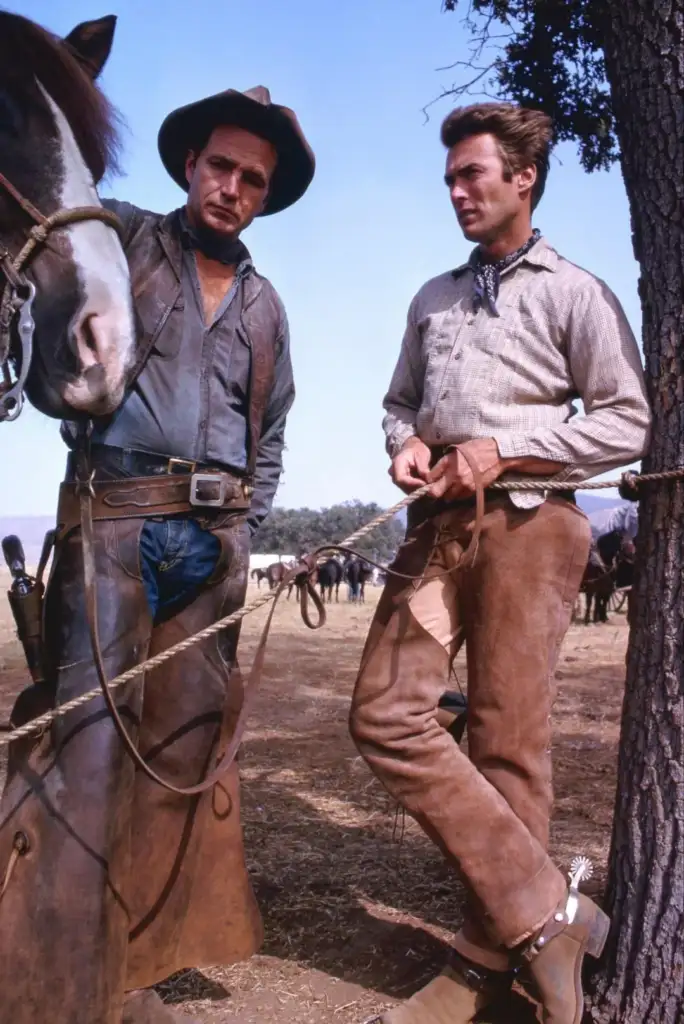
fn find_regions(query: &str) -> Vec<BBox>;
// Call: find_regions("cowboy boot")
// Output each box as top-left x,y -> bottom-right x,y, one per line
366,952 -> 515,1024
519,888 -> 610,1024
122,989 -> 203,1023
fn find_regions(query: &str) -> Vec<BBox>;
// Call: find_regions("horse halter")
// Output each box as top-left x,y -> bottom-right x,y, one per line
0,168 -> 124,422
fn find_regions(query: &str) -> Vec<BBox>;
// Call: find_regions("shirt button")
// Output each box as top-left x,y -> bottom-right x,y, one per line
453,351 -> 462,360
435,432 -> 442,440
199,420 -> 207,430
441,391 -> 449,400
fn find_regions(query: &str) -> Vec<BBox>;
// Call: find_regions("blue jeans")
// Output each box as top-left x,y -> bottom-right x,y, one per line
139,519 -> 220,622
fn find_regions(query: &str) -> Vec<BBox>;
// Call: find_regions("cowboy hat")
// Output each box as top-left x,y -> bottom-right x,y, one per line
157,85 -> 315,215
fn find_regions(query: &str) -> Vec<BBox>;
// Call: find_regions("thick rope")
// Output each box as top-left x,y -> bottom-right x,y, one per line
0,463 -> 681,747
0,484 -> 430,747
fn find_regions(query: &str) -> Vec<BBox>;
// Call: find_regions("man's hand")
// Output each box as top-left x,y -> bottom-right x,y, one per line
390,436 -> 432,494
427,438 -> 505,501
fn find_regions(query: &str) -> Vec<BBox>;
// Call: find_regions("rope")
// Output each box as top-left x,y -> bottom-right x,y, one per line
0,462 -> 680,748
0,484 -> 430,747
488,467 -> 684,491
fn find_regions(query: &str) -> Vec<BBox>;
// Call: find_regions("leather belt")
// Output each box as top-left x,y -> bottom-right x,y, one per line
58,451 -> 252,541
456,487 -> 576,506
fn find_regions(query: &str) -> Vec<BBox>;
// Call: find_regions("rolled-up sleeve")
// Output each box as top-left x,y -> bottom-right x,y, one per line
495,280 -> 651,480
248,307 -> 295,535
382,296 -> 425,458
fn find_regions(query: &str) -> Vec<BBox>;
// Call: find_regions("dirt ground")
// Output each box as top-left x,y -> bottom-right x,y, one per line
0,576 -> 627,1023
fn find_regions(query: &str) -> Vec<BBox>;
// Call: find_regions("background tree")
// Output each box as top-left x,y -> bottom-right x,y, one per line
440,3 -> 684,1021
253,500 -> 405,563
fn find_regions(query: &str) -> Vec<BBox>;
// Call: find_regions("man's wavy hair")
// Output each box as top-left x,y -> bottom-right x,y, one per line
440,103 -> 554,210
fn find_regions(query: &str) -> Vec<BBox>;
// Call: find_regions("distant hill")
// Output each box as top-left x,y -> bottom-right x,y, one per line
576,493 -> 628,514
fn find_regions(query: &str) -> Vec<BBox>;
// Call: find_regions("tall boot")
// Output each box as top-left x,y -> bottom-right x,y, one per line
519,888 -> 610,1024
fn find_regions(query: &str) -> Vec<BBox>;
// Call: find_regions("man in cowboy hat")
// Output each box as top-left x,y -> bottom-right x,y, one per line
0,87 -> 314,1024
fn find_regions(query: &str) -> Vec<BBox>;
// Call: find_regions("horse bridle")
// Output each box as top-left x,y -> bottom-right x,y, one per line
0,168 -> 123,422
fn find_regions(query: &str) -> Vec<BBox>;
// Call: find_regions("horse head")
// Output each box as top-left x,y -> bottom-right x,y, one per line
0,12 -> 135,420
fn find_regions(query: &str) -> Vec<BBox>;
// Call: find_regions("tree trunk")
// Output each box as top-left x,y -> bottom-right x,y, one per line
588,3 -> 684,1022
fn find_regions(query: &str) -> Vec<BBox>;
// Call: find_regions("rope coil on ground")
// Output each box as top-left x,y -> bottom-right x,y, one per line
0,464 -> 681,748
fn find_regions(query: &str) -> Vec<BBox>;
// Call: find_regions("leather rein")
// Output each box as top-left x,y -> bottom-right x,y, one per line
0,169 -> 123,422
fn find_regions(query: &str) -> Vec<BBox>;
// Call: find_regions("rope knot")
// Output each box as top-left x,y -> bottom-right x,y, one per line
29,224 -> 49,243
619,471 -> 640,502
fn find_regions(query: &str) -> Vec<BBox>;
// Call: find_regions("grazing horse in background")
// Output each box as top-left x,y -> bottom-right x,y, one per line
581,528 -> 635,624
0,11 -> 135,423
318,557 -> 343,602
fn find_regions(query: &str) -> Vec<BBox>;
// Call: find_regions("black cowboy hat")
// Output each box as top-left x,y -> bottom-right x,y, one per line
157,85 -> 315,216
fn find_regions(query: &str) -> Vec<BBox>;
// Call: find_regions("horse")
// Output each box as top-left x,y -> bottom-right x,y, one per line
0,12 -> 135,424
250,567 -> 269,588
252,561 -> 303,599
345,556 -> 373,603
318,557 -> 343,602
581,528 -> 635,625
0,11 -> 138,1021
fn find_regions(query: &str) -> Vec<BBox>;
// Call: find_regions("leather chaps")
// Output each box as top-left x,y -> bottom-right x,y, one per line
0,514 -> 263,1023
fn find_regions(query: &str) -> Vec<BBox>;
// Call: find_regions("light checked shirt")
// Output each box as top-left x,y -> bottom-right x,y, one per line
382,236 -> 651,509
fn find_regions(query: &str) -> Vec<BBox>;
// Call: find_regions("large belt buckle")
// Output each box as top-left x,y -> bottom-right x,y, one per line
189,472 -> 227,508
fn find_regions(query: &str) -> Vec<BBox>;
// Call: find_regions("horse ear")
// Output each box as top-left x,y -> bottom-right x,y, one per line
63,15 -> 117,79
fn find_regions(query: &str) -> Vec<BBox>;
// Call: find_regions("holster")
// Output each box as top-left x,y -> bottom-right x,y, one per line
7,583 -> 46,684
5,529 -> 55,687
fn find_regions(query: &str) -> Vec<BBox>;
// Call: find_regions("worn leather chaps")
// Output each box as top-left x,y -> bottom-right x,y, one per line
0,515 -> 263,1023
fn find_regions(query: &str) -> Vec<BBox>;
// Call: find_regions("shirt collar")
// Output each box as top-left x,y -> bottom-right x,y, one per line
452,235 -> 558,280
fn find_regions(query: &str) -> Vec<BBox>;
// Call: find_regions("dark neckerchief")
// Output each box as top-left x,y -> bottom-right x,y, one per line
179,208 -> 251,267
472,228 -> 541,317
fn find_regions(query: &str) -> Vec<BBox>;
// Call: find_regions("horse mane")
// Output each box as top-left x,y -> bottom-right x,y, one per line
0,10 -> 121,182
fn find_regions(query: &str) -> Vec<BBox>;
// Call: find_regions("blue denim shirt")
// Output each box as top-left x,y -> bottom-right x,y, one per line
86,206 -> 295,534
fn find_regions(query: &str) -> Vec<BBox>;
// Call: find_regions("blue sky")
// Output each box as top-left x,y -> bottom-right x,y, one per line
5,0 -> 640,515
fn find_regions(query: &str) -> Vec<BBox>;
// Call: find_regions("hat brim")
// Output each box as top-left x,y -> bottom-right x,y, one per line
157,90 -> 315,215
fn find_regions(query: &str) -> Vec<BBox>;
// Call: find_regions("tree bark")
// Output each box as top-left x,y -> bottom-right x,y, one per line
588,3 -> 684,1022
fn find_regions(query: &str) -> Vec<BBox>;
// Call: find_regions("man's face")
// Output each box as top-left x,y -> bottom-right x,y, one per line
444,133 -> 535,244
185,125 -> 278,237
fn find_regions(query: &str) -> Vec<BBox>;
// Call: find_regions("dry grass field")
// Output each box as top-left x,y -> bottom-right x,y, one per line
0,574 -> 628,1023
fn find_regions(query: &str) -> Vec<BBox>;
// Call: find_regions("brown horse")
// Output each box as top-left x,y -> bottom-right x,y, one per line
252,561 -> 302,599
0,11 -> 135,422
